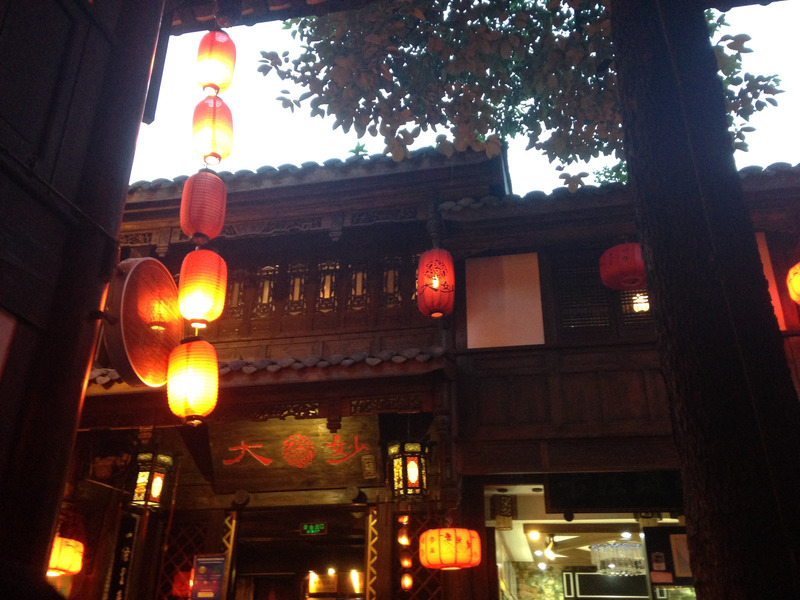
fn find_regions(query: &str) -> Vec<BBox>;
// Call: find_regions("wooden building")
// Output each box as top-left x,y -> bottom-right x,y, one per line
64,147 -> 800,600
1,1 -> 798,599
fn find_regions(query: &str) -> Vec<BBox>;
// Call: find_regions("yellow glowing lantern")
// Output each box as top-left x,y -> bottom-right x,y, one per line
388,441 -> 428,499
47,511 -> 86,577
400,572 -> 413,590
397,526 -> 410,546
419,528 -> 481,570
196,30 -> 236,95
417,248 -> 455,318
179,249 -> 227,328
167,338 -> 219,422
193,95 -> 233,165
787,262 -> 800,304
181,169 -> 227,244
399,550 -> 413,568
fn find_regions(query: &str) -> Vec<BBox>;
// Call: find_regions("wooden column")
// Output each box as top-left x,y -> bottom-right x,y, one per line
609,0 -> 800,596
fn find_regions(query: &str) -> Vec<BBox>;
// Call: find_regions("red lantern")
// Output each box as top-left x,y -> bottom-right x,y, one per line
193,95 -> 233,165
167,338 -> 218,422
179,249 -> 227,328
196,30 -> 236,95
417,248 -> 455,318
400,572 -> 413,590
787,262 -> 800,304
181,170 -> 227,243
419,528 -> 481,570
599,243 -> 646,290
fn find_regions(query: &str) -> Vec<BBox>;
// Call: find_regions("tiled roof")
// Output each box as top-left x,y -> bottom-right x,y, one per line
89,346 -> 446,389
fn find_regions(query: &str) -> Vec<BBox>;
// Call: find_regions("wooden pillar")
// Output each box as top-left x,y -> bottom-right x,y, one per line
609,0 -> 800,596
0,0 -> 165,582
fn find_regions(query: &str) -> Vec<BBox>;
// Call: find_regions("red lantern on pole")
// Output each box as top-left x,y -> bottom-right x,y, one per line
181,169 -> 227,244
419,528 -> 481,570
167,337 -> 218,422
787,262 -> 800,304
196,30 -> 236,95
193,95 -> 233,165
178,249 -> 227,328
417,248 -> 455,318
599,243 -> 646,290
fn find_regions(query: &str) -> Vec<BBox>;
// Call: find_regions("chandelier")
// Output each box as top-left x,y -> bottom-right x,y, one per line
589,542 -> 646,576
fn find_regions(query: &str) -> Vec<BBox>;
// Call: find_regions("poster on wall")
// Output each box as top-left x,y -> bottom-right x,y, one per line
191,554 -> 227,600
643,526 -> 693,586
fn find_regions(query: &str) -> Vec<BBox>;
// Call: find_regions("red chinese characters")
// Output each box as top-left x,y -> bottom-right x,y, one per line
325,434 -> 369,465
223,441 -> 273,466
282,434 -> 316,468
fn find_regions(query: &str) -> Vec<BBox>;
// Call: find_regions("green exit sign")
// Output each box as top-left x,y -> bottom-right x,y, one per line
301,522 -> 327,536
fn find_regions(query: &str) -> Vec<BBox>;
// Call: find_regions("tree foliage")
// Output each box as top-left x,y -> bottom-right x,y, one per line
258,0 -> 780,165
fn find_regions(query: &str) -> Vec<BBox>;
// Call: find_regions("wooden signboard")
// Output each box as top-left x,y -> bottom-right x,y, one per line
208,416 -> 381,494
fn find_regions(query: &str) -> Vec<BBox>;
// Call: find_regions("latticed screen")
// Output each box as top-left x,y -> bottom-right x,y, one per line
348,265 -> 368,310
286,263 -> 308,315
155,520 -> 208,600
317,260 -> 340,313
381,256 -> 403,307
395,513 -> 442,599
224,278 -> 243,318
255,264 -> 279,315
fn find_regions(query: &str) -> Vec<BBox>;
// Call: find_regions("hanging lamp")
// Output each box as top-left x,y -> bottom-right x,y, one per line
419,527 -> 481,570
417,247 -> 455,318
388,441 -> 428,500
181,169 -> 227,244
178,248 -> 227,328
167,337 -> 219,423
193,95 -> 233,165
599,243 -> 646,290
196,29 -> 236,95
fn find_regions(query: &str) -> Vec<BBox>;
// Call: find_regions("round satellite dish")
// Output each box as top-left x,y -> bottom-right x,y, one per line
104,258 -> 182,387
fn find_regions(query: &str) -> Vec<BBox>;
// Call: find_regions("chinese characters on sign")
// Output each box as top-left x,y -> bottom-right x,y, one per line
223,433 -> 368,469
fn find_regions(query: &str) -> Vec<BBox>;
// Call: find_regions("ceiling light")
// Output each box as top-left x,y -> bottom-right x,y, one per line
537,562 -> 548,571
527,530 -> 541,541
621,531 -> 632,539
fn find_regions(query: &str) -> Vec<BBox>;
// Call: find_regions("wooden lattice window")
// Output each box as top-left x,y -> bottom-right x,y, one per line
382,256 -> 403,307
554,259 -> 612,330
223,276 -> 243,318
348,264 -> 368,311
286,263 -> 308,315
255,264 -> 279,316
155,520 -> 207,600
317,260 -> 339,313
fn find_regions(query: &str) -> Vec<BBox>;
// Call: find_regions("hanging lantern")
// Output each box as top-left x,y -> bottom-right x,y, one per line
178,249 -> 227,328
599,243 -> 646,290
181,170 -> 227,244
419,528 -> 481,570
388,441 -> 428,499
193,95 -> 233,165
397,526 -> 410,546
400,572 -> 413,590
787,262 -> 800,304
196,30 -> 236,95
399,550 -> 413,569
47,511 -> 86,577
131,452 -> 173,508
167,337 -> 219,423
417,248 -> 455,318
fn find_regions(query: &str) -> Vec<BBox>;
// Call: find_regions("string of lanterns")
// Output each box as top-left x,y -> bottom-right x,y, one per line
167,26 -> 237,423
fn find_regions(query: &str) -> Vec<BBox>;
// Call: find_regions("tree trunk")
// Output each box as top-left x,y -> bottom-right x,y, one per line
609,0 -> 800,597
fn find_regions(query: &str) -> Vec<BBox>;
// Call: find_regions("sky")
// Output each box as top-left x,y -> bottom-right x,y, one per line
130,1 -> 799,195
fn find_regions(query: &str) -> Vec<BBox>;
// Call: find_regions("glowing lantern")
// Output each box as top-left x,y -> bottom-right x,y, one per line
132,452 -> 173,508
400,572 -> 413,590
397,526 -> 410,546
196,30 -> 236,95
399,550 -> 413,568
193,95 -> 233,165
417,248 -> 455,318
167,338 -> 219,422
419,528 -> 481,570
47,511 -> 85,577
181,170 -> 227,244
179,249 -> 227,328
787,262 -> 800,304
388,441 -> 428,499
599,243 -> 646,290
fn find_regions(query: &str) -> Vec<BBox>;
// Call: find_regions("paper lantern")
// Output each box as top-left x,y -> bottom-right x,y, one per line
388,441 -> 427,499
599,243 -> 646,290
181,170 -> 227,244
787,262 -> 800,304
179,249 -> 227,328
196,30 -> 236,94
167,338 -> 218,422
400,572 -> 413,590
417,248 -> 455,318
47,511 -> 86,577
193,95 -> 233,165
399,550 -> 413,568
419,528 -> 481,570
